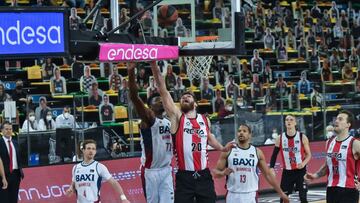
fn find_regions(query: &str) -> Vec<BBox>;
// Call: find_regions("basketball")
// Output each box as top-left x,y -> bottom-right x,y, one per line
157,5 -> 178,26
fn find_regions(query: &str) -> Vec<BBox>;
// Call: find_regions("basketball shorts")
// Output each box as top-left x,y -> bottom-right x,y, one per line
143,166 -> 174,203
226,191 -> 257,203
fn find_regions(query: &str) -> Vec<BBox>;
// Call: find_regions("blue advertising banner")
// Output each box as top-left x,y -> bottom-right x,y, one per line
0,10 -> 68,57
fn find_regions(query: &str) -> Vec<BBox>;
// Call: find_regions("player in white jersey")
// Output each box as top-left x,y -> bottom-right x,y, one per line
213,124 -> 289,203
305,110 -> 360,203
150,61 -> 235,203
65,139 -> 130,203
128,62 -> 174,203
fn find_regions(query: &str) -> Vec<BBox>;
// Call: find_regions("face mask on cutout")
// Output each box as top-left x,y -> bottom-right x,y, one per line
46,115 -> 52,121
64,112 -> 70,119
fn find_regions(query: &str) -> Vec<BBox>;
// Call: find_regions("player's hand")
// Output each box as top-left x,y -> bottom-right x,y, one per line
2,177 -> 8,189
281,194 -> 289,203
222,168 -> 234,176
222,141 -> 236,152
355,179 -> 360,191
65,187 -> 75,197
122,200 -> 130,203
127,62 -> 136,70
304,172 -> 317,184
296,163 -> 305,169
269,168 -> 276,177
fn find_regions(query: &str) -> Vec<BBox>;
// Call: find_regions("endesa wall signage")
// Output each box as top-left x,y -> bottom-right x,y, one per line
19,141 -> 328,203
99,43 -> 179,62
0,8 -> 68,58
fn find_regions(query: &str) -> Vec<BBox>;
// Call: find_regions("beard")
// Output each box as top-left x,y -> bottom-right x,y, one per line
180,101 -> 195,113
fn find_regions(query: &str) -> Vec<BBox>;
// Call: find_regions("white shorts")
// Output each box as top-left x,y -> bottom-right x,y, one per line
145,166 -> 174,203
226,191 -> 257,203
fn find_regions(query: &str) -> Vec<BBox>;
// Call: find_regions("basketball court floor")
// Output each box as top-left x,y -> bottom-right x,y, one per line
216,186 -> 327,203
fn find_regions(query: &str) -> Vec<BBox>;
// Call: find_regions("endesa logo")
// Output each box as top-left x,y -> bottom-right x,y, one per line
99,43 -> 179,62
0,12 -> 65,55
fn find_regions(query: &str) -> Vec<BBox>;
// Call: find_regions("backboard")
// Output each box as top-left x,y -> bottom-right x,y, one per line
152,0 -> 246,56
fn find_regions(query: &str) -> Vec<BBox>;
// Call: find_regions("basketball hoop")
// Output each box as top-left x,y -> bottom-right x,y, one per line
182,36 -> 218,80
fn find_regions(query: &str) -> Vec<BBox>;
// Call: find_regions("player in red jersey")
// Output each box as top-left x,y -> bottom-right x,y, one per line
269,114 -> 312,203
305,110 -> 360,203
150,61 -> 234,203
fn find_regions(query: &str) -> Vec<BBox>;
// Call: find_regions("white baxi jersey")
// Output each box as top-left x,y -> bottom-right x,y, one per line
140,117 -> 173,169
227,145 -> 259,193
72,161 -> 112,203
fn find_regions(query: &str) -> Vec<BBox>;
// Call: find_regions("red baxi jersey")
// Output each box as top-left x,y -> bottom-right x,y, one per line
173,114 -> 210,171
326,136 -> 356,188
279,131 -> 305,170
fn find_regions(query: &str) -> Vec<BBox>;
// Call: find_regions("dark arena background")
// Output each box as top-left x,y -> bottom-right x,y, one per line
0,0 -> 359,202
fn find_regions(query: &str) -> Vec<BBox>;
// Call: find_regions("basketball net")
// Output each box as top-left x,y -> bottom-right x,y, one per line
183,36 -> 218,80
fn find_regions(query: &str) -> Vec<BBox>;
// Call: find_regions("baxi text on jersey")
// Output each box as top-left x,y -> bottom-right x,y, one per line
183,128 -> 206,137
76,174 -> 95,182
159,125 -> 170,134
233,158 -> 255,166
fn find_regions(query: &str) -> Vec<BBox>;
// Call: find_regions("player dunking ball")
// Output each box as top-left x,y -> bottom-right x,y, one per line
214,124 -> 289,203
65,139 -> 130,203
270,114 -> 312,203
150,61 -> 235,203
127,62 -> 174,203
305,110 -> 360,203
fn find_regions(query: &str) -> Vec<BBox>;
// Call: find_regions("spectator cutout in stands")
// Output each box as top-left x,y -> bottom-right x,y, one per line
137,65 -> 149,90
262,61 -> 273,84
50,67 -> 67,96
80,66 -> 96,93
99,94 -> 114,124
276,38 -> 288,61
321,59 -> 334,82
35,96 -> 51,122
165,64 -> 177,91
298,72 -> 311,95
118,78 -> 129,106
264,28 -> 275,50
88,82 -> 103,107
175,18 -> 189,37
109,65 -> 122,92
21,110 -> 38,132
147,76 -> 158,99
309,47 -> 321,72
42,58 -> 57,81
200,77 -> 214,101
173,76 -> 185,102
240,61 -> 252,85
69,7 -> 82,30
288,86 -> 300,111
38,111 -> 56,131
225,75 -> 239,99
250,74 -> 263,100
251,49 -> 264,74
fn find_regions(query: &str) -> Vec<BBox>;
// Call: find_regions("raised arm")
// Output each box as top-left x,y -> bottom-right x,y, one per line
298,134 -> 312,169
149,61 -> 181,120
257,148 -> 289,203
127,62 -> 155,128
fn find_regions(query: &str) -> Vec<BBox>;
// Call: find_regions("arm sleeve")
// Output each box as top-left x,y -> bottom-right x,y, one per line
97,163 -> 112,181
270,146 -> 280,168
